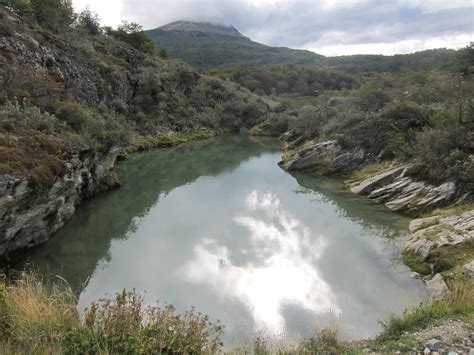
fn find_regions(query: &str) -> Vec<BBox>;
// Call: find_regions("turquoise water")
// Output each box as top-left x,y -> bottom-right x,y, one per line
13,136 -> 427,346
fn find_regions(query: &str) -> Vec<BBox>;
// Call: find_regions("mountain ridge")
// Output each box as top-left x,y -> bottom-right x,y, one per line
146,21 -> 323,69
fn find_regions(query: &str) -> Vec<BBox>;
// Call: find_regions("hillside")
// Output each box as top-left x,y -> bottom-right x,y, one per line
146,21 -> 324,69
147,21 -> 457,73
0,4 -> 269,257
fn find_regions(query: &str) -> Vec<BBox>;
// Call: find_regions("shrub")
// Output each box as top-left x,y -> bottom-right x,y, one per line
0,274 -> 224,354
56,100 -> 90,132
411,122 -> 474,188
77,8 -> 101,35
111,21 -> 155,54
298,328 -> 351,354
30,0 -> 75,31
0,101 -> 62,133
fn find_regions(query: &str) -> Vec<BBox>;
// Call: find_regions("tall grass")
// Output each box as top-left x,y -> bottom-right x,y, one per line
1,272 -> 473,354
0,273 -> 224,354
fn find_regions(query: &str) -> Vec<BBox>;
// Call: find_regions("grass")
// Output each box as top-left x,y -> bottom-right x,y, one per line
375,280 -> 474,348
0,273 -> 224,354
0,128 -> 68,190
349,160 -> 394,181
1,271 -> 473,354
403,250 -> 431,275
123,130 -> 216,155
422,202 -> 474,218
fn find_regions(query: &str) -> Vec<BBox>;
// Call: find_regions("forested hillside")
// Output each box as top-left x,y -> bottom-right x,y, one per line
146,21 -> 324,69
0,2 -> 269,256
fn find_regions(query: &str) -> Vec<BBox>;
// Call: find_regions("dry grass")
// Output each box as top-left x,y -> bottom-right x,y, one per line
0,273 -> 78,353
0,272 -> 224,354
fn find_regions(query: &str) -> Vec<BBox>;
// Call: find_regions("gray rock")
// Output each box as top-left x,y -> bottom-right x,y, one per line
425,339 -> 443,351
0,145 -> 121,257
281,140 -> 341,170
463,260 -> 474,280
468,348 -> 474,355
426,274 -> 449,301
405,211 -> 474,261
350,165 -> 406,195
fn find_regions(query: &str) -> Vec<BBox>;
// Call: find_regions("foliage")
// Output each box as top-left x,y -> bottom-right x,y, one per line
109,21 -> 155,54
377,281 -> 474,343
298,328 -> 354,354
211,65 -> 359,96
0,273 -> 224,354
32,0 -> 75,30
76,7 -> 101,35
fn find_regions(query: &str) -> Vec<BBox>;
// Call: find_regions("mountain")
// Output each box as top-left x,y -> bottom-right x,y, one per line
146,21 -> 323,69
147,21 -> 456,73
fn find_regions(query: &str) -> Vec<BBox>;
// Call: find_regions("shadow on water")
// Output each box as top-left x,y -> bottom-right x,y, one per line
290,172 -> 410,239
8,136 -> 280,292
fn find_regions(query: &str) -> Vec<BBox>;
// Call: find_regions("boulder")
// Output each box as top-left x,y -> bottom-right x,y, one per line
425,339 -> 443,352
426,274 -> 449,301
463,260 -> 474,281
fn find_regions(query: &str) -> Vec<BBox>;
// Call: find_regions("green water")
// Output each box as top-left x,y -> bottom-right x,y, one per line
12,135 -> 427,345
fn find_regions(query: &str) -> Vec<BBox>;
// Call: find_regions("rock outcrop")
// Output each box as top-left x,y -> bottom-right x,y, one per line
403,210 -> 473,300
405,211 -> 474,259
279,139 -> 369,174
349,165 -> 460,213
0,145 -> 121,257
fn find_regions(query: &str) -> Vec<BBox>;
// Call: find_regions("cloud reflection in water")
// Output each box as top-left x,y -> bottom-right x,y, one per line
181,190 -> 340,334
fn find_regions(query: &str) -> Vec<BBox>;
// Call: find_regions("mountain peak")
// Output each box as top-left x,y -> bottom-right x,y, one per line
158,21 -> 244,38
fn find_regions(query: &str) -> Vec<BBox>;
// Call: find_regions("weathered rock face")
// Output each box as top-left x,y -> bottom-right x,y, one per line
425,273 -> 449,300
349,165 -> 460,213
405,211 -> 474,259
279,139 -> 369,173
403,210 -> 473,301
0,146 -> 121,257
0,20 -> 140,107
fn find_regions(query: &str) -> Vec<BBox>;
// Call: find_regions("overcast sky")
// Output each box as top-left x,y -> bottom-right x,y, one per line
72,0 -> 474,56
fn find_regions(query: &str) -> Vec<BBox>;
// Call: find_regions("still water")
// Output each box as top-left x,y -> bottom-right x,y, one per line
13,136 -> 426,346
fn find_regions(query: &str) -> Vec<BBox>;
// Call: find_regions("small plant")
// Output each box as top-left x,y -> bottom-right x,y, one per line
0,273 -> 224,354
298,328 -> 350,354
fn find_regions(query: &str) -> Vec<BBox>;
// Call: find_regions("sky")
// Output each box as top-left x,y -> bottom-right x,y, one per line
72,0 -> 474,56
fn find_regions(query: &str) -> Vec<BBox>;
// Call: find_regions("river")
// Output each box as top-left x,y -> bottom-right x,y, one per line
12,135 -> 427,347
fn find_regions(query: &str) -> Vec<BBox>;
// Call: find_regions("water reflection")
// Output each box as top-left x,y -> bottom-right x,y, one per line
182,191 -> 339,334
8,136 -> 427,345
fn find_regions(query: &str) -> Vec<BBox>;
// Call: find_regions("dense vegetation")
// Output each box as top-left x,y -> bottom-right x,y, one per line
0,1 -> 268,188
1,271 -> 473,353
146,21 -> 323,69
248,45 -> 474,191
0,2 -> 473,353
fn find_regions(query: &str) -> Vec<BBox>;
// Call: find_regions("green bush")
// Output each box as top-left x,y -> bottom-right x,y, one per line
77,8 -> 101,35
31,0 -> 75,30
56,101 -> 90,132
1,274 -> 224,354
110,21 -> 155,54
0,101 -> 62,133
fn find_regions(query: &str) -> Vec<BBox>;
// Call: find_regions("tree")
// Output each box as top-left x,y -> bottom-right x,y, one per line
30,0 -> 75,30
77,8 -> 101,35
159,48 -> 168,59
112,21 -> 155,54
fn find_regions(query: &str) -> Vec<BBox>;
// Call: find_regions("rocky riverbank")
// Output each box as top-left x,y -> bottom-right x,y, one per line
0,143 -> 121,257
279,136 -> 474,354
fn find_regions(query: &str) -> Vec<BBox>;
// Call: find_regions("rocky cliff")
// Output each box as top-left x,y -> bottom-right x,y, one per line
0,143 -> 121,257
0,4 -> 268,257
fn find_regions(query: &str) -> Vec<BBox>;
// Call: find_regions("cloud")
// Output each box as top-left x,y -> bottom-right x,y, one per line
72,0 -> 473,55
180,190 -> 339,334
